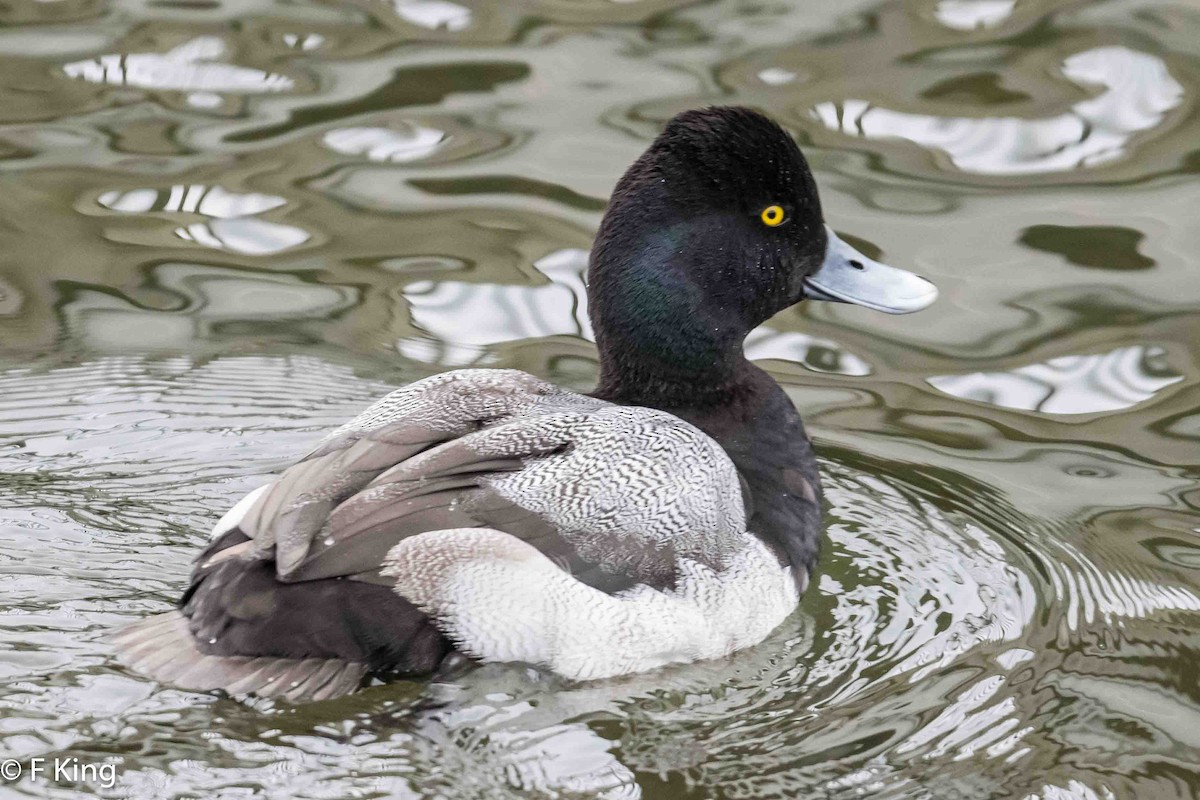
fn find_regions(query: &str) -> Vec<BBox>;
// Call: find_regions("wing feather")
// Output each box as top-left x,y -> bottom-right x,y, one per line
201,371 -> 746,594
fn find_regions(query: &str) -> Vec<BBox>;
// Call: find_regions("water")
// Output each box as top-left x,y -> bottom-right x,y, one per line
1,0 -> 1198,797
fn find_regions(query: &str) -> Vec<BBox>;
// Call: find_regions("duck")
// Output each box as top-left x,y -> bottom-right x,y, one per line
112,106 -> 937,701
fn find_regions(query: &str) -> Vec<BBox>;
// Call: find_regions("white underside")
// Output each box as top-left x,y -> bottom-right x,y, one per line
383,528 -> 799,680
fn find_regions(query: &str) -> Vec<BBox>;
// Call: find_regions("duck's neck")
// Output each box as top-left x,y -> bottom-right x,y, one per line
588,221 -> 757,408
592,346 -> 757,409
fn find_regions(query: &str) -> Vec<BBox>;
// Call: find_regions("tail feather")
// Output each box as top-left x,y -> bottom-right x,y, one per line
111,612 -> 366,702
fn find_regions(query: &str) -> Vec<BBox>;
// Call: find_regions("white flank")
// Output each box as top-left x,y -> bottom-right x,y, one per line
383,528 -> 799,680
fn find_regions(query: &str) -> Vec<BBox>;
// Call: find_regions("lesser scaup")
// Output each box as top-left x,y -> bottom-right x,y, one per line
113,106 -> 936,700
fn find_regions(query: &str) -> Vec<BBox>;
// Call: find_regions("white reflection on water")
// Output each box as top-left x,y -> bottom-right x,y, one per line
174,218 -> 311,255
1028,779 -> 1117,800
400,248 -> 590,365
1048,540 -> 1200,633
413,703 -> 638,798
100,185 -> 286,218
928,345 -> 1183,414
894,675 -> 1018,759
323,125 -> 446,162
391,0 -> 472,31
282,33 -> 325,51
758,67 -> 798,85
813,472 -> 1036,697
62,37 -> 295,97
934,0 -> 1016,30
97,185 -> 310,255
744,328 -> 871,375
812,47 -> 1184,175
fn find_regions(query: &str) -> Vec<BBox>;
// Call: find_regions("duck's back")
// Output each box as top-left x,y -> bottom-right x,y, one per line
114,369 -> 799,700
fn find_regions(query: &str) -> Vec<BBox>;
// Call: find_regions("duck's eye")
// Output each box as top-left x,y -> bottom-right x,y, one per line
760,205 -> 786,227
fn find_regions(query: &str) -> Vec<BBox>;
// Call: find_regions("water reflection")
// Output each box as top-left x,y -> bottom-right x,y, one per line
323,124 -> 446,162
172,219 -> 310,255
813,47 -> 1184,175
0,277 -> 21,317
928,345 -> 1183,414
282,33 -> 325,51
97,185 -> 310,255
99,186 -> 286,218
757,67 -> 798,86
1019,225 -> 1155,271
392,0 -> 473,31
399,248 -> 589,365
744,328 -> 871,376
1048,539 -> 1200,632
60,265 -> 357,349
934,0 -> 1016,30
815,468 -> 1035,690
62,37 -> 295,102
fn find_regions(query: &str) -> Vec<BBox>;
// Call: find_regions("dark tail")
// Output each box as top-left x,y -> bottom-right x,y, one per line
110,612 -> 368,702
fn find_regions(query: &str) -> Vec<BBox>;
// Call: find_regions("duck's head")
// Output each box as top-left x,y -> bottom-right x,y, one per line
589,105 -> 936,399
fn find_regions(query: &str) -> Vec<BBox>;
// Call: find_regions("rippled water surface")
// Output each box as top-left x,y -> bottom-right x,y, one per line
2,0 -> 1199,797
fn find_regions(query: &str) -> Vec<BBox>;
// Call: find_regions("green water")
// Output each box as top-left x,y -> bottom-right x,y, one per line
1,0 -> 1198,797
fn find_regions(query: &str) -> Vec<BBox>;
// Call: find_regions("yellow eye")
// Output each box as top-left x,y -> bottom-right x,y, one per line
760,205 -> 786,227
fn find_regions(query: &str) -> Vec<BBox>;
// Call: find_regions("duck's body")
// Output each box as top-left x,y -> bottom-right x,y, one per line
114,107 -> 935,701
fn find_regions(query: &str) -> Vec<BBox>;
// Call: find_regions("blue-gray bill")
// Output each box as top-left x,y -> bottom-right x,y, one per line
803,227 -> 938,314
